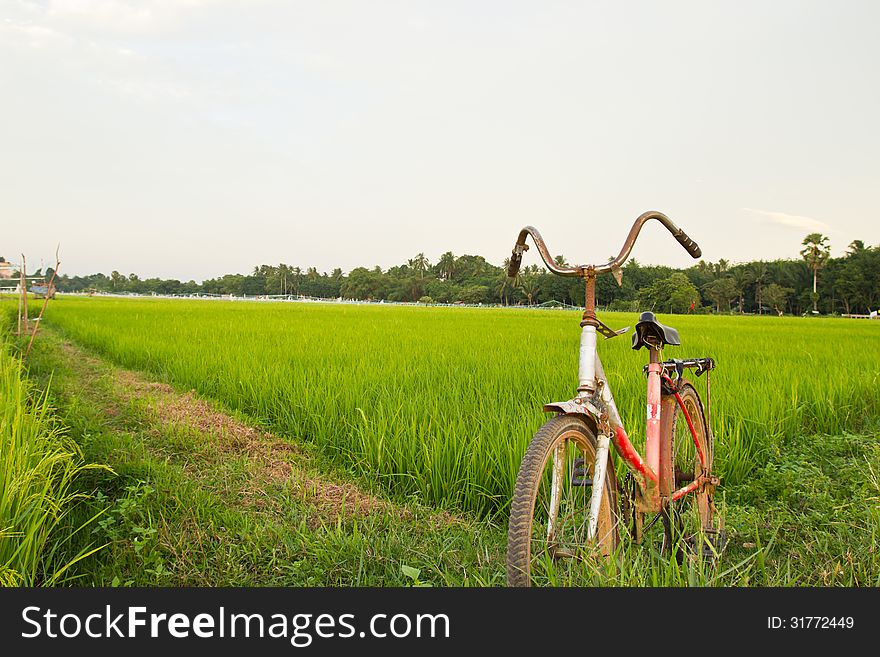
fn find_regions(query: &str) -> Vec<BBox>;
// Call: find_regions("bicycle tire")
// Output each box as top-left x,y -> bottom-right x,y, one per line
657,381 -> 717,559
507,414 -> 619,587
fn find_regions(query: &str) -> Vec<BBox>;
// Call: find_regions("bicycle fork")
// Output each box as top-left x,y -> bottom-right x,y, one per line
576,324 -> 613,541
586,433 -> 612,541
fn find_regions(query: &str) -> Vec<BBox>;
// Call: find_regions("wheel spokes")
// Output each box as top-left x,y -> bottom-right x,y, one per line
529,435 -> 615,580
545,442 -> 566,545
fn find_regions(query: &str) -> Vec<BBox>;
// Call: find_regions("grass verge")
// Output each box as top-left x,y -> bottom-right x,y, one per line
24,328 -> 505,586
0,338 -> 103,585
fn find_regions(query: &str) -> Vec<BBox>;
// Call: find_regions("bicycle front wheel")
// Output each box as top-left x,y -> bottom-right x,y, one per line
507,415 -> 619,587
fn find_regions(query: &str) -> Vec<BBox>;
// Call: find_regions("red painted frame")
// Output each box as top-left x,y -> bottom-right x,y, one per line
605,368 -> 708,512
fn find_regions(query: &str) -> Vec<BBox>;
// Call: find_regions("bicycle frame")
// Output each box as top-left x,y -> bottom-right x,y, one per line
509,212 -> 712,543
549,288 -> 721,545
542,328 -> 654,538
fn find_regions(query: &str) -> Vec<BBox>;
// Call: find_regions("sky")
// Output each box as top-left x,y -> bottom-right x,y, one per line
2,0 -> 878,281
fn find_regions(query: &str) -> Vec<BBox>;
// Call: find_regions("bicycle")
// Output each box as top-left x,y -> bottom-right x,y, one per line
505,211 -> 725,587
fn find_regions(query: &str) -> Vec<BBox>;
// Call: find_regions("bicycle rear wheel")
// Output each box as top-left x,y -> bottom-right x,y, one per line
659,381 -> 719,559
507,415 -> 619,587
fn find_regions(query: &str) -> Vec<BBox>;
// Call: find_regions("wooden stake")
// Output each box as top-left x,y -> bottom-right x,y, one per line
25,247 -> 60,359
17,254 -> 26,337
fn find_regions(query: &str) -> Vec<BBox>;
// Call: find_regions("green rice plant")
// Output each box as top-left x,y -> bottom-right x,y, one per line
43,297 -> 880,517
0,342 -> 105,585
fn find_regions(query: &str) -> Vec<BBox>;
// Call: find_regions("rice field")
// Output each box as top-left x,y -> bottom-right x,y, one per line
0,339 -> 99,585
41,296 -> 880,518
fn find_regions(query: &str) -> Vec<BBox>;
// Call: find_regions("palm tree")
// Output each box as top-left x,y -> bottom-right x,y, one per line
437,251 -> 456,281
750,261 -> 769,314
846,239 -> 867,256
800,233 -> 830,312
408,253 -> 430,278
278,263 -> 291,294
732,268 -> 751,313
291,266 -> 303,295
495,274 -> 510,306
517,272 -> 539,305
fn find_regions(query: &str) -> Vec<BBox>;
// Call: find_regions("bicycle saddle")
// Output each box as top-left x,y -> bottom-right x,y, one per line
631,311 -> 680,350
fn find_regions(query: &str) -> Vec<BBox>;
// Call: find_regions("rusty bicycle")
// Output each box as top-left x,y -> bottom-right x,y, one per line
505,211 -> 725,587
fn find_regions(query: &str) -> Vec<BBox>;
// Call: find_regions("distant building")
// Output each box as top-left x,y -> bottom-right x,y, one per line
0,260 -> 16,280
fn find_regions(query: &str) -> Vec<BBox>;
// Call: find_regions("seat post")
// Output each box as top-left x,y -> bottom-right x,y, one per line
646,346 -> 662,477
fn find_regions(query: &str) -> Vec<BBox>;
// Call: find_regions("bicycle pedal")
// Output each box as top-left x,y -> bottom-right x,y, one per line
705,528 -> 728,554
571,458 -> 593,487
685,529 -> 728,559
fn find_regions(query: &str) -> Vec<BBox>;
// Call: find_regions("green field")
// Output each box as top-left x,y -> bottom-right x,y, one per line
41,297 -> 880,514
11,296 -> 880,585
0,340 -> 99,585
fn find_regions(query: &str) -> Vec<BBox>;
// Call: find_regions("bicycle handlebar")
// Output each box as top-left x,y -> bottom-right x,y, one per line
508,226 -> 580,278
507,211 -> 701,279
674,230 -> 702,259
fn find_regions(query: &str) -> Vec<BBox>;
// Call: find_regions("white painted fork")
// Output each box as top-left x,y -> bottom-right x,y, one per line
586,433 -> 611,541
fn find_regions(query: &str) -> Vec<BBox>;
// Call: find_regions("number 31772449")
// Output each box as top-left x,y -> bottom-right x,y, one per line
768,617 -> 854,629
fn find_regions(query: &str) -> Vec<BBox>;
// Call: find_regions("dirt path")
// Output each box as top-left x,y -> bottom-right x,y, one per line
56,339 -> 407,526
28,329 -> 500,586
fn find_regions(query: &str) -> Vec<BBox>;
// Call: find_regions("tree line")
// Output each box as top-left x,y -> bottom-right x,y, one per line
11,234 -> 880,315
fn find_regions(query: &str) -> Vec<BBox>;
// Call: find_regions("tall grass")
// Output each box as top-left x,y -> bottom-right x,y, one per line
0,342 -> 101,585
44,297 -> 880,516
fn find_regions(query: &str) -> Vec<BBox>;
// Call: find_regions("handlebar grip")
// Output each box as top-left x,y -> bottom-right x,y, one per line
507,251 -> 523,278
675,231 -> 702,259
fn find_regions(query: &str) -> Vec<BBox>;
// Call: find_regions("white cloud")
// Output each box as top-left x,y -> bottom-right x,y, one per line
105,76 -> 192,102
0,11 -> 197,105
742,208 -> 831,233
45,0 -> 211,33
0,21 -> 74,48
